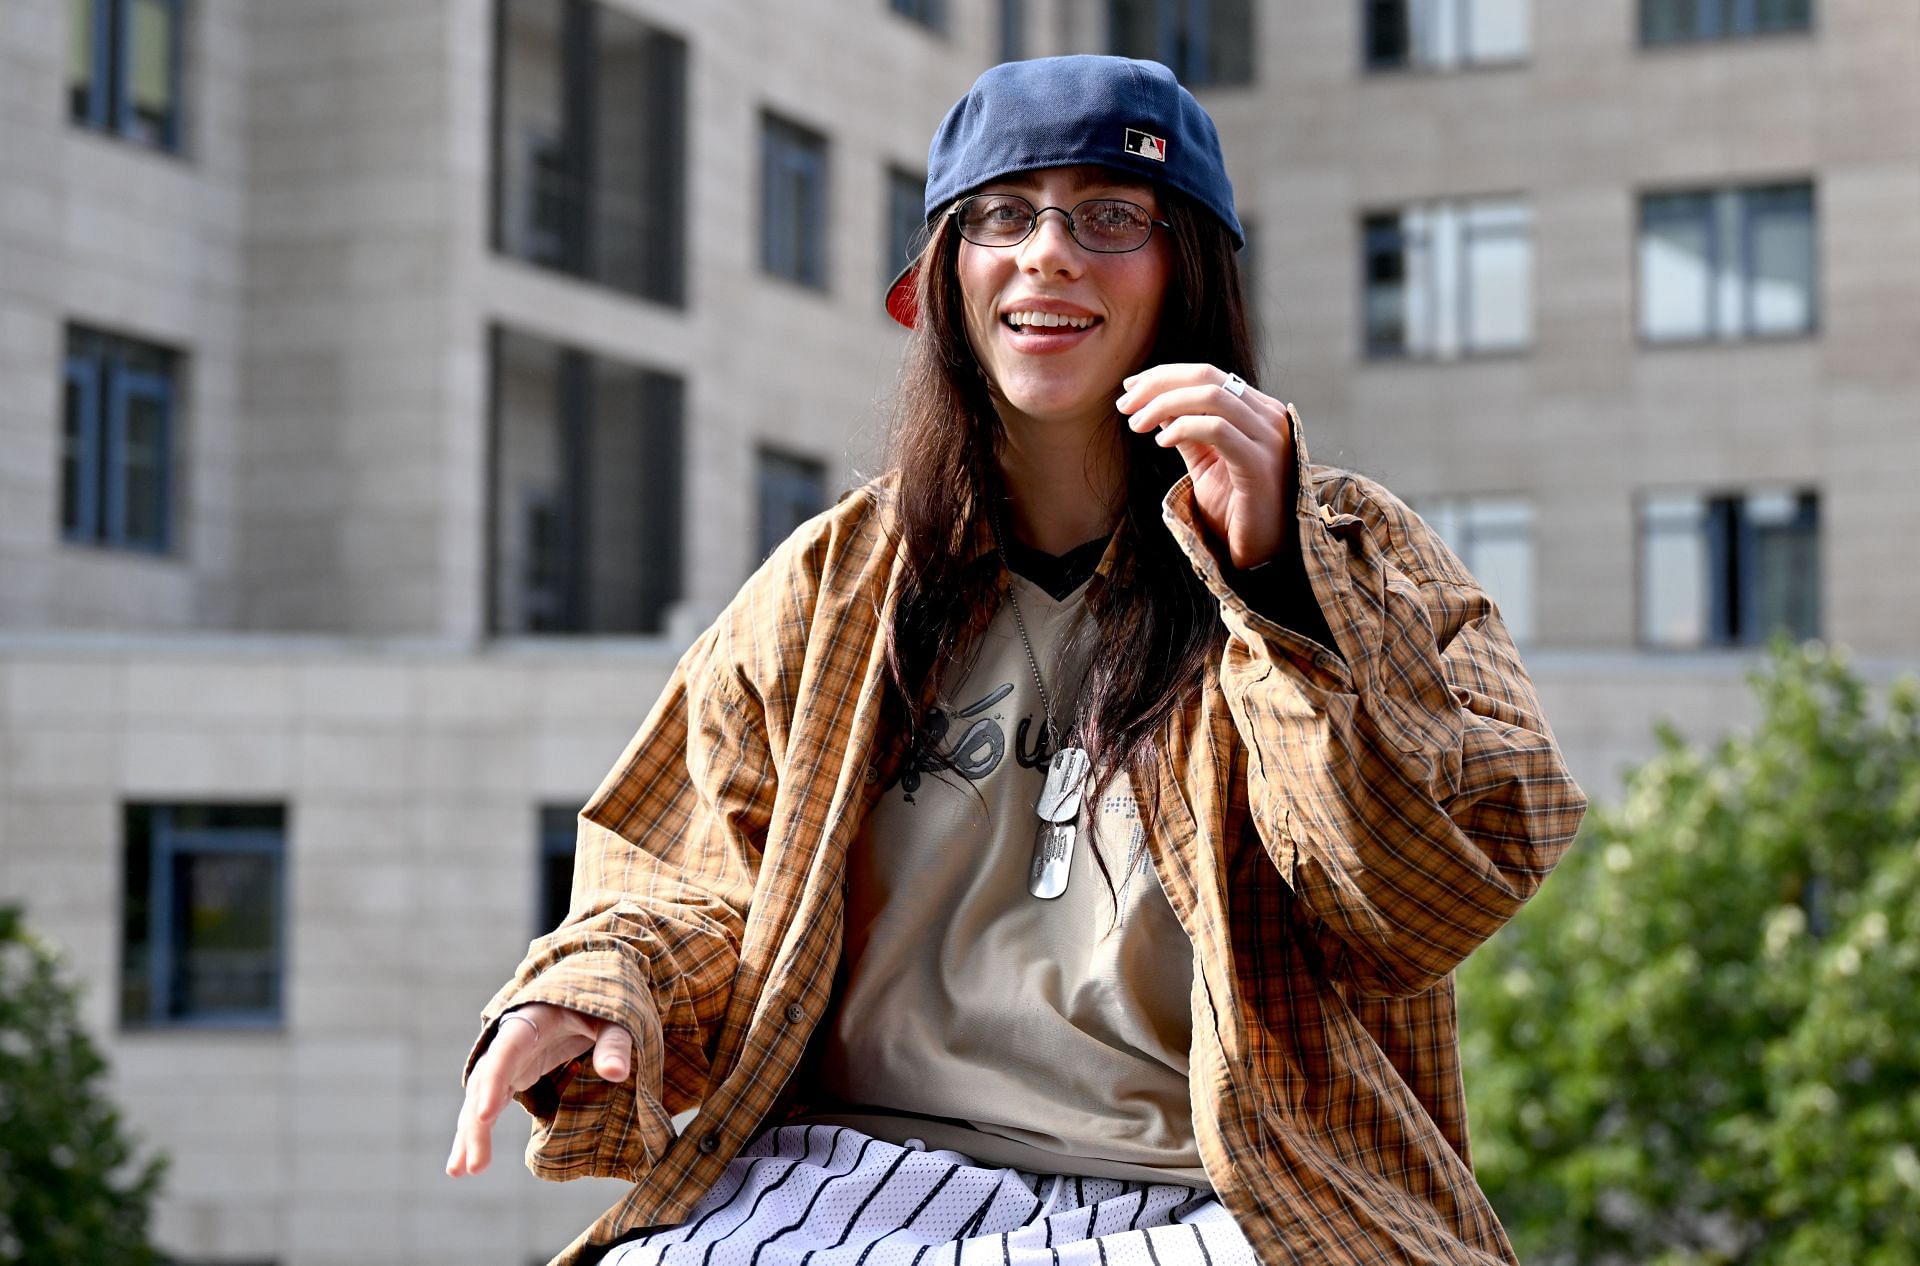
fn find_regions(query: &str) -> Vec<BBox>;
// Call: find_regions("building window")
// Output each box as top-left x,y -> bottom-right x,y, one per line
1422,496 -> 1536,644
886,167 -> 928,287
761,113 -> 831,290
889,0 -> 945,32
1639,183 -> 1815,343
492,0 -> 688,305
757,449 -> 829,563
69,0 -> 184,151
1001,0 -> 1026,60
121,805 -> 286,1027
63,326 -> 179,553
1108,0 -> 1254,88
1639,489 -> 1819,649
1363,0 -> 1529,70
1641,0 -> 1811,45
538,806 -> 576,934
488,327 -> 685,635
1364,197 -> 1532,359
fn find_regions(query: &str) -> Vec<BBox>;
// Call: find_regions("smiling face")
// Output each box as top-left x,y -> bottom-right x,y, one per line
955,165 -> 1172,437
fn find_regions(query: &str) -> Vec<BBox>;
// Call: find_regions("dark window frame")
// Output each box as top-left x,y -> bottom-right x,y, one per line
538,805 -> 577,935
755,446 -> 830,564
760,111 -> 832,291
121,804 -> 287,1030
1107,0 -> 1255,89
63,327 -> 178,554
885,165 -> 928,289
70,0 -> 186,153
1639,0 -> 1814,46
1636,488 -> 1821,649
1635,180 -> 1818,345
489,0 -> 689,307
1361,197 -> 1534,361
484,325 -> 686,637
1361,0 -> 1532,73
1361,211 -> 1409,359
888,0 -> 947,34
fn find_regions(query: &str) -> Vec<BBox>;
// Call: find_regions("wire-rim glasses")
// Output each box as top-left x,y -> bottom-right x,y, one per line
948,193 -> 1172,254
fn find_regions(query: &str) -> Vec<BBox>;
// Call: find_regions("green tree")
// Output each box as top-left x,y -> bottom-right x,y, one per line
0,904 -> 166,1265
1460,641 -> 1920,1264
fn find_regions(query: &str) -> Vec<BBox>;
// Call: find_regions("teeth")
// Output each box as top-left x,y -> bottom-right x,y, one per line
1005,310 -> 1096,331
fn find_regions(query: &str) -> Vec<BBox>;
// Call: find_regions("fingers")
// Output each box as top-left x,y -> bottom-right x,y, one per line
1148,414 -> 1272,473
1124,383 -> 1275,446
1119,368 -> 1283,445
1116,362 -> 1301,570
592,1021 -> 634,1083
446,1009 -> 541,1177
446,1006 -> 637,1179
1120,362 -> 1275,409
1118,371 -> 1287,474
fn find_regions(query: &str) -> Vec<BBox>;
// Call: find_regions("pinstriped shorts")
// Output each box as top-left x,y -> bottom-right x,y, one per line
602,1123 -> 1257,1266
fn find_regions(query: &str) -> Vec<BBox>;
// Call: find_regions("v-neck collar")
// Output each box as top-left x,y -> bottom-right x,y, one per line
1002,532 -> 1111,602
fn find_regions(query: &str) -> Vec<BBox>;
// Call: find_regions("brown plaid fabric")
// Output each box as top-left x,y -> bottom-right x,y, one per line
468,412 -> 1588,1265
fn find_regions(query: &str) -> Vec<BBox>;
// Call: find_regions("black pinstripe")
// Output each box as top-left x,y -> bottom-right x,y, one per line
699,1128 -> 831,1266
750,1128 -> 877,1266
1188,1223 -> 1214,1266
847,1160 -> 961,1266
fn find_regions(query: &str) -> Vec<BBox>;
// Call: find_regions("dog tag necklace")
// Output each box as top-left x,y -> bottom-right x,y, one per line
995,529 -> 1089,900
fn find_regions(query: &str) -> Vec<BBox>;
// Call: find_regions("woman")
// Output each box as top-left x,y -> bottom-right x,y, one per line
448,56 -> 1587,1266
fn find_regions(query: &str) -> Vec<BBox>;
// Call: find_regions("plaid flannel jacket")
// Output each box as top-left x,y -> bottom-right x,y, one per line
469,411 -> 1588,1265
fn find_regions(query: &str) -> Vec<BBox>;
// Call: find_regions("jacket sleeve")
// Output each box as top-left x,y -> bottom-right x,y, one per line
1162,407 -> 1588,999
462,615 -> 777,1182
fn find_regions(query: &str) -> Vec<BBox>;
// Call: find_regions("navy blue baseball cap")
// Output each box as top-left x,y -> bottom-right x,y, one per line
886,55 -> 1243,328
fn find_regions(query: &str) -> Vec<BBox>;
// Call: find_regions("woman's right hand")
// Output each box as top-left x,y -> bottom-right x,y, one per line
445,1002 -> 634,1177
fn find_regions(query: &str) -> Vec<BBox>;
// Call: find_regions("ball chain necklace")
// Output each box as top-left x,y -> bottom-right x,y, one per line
993,513 -> 1091,900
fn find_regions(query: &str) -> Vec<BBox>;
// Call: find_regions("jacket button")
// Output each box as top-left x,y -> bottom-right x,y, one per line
785,1002 -> 806,1024
698,1133 -> 720,1154
864,764 -> 880,784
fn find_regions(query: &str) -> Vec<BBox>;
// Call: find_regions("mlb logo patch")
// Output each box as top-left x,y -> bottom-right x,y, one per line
1123,128 -> 1167,161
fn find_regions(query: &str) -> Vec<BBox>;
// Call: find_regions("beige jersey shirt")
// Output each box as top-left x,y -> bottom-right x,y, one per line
816,573 -> 1204,1184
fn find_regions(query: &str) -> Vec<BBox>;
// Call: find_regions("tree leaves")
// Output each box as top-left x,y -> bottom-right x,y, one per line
1459,641 -> 1920,1264
0,906 -> 166,1266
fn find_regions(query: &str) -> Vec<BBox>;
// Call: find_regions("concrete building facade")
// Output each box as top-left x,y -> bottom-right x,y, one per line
0,1 -> 1914,1262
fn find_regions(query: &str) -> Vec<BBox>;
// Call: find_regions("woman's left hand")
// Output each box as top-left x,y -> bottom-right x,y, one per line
1117,363 -> 1298,571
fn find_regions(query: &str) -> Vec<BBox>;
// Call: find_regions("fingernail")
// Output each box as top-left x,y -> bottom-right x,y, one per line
1122,373 -> 1139,388
1115,391 -> 1134,411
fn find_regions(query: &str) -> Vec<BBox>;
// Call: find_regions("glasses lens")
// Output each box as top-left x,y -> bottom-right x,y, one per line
957,195 -> 1035,246
1072,200 -> 1153,252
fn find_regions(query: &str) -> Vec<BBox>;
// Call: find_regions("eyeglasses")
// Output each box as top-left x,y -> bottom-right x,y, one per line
948,193 -> 1172,254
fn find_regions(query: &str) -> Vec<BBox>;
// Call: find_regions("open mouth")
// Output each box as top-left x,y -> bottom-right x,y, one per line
1002,310 -> 1101,334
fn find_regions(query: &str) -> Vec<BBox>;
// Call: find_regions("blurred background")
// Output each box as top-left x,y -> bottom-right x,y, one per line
1,0 -> 1915,1263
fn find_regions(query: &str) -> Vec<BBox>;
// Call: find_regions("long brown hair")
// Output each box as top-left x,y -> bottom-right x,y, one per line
881,185 -> 1259,805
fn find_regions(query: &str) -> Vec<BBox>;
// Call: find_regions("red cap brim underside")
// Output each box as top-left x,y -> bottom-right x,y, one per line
885,261 -> 919,329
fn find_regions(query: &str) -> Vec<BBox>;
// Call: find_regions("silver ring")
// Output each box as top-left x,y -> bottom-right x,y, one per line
1220,372 -> 1248,399
499,1011 -> 540,1043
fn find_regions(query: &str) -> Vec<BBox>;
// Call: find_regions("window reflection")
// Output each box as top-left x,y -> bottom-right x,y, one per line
1639,184 -> 1815,342
1638,489 -> 1820,648
1366,198 -> 1532,359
